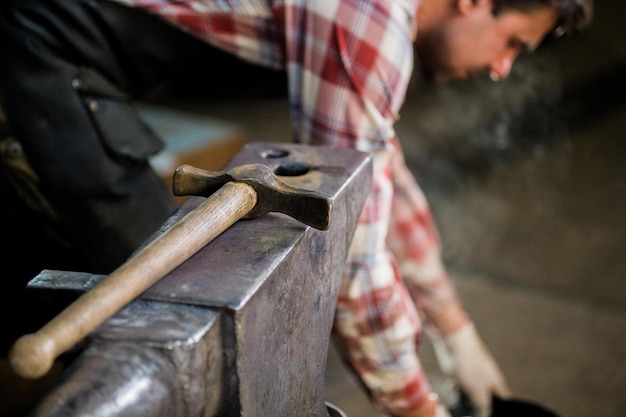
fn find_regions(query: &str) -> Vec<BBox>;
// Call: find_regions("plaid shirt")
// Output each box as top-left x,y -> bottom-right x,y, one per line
115,0 -> 467,414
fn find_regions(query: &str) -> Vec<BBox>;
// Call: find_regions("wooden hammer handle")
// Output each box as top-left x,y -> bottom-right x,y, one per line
9,181 -> 257,379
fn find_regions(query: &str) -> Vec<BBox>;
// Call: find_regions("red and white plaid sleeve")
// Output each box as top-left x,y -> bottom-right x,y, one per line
278,1 -> 457,414
386,142 -> 470,333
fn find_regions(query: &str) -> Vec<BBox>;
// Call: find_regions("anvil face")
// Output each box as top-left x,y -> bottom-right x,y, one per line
28,142 -> 372,417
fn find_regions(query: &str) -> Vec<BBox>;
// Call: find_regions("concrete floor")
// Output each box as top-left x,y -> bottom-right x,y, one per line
166,2 -> 626,416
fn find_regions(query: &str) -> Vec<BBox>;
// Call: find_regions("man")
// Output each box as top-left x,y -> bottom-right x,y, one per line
0,0 -> 592,416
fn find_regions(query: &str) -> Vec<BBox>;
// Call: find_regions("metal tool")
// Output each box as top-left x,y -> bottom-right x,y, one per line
9,163 -> 332,379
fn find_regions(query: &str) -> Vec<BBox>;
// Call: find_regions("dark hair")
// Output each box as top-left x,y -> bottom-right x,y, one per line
492,0 -> 593,36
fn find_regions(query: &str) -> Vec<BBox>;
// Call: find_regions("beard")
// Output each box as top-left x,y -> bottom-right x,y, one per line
414,27 -> 458,86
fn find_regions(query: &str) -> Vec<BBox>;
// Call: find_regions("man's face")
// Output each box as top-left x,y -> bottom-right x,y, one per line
417,1 -> 559,85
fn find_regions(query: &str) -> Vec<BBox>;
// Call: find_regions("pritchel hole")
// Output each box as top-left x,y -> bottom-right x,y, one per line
261,148 -> 289,158
275,161 -> 310,177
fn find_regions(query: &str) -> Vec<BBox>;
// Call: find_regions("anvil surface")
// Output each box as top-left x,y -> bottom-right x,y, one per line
30,142 -> 369,308
28,142 -> 372,417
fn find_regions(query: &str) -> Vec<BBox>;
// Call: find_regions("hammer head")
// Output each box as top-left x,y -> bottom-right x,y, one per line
173,164 -> 332,230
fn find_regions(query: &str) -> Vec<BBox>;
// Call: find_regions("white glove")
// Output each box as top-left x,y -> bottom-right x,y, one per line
444,323 -> 510,417
391,394 -> 452,417
434,402 -> 452,417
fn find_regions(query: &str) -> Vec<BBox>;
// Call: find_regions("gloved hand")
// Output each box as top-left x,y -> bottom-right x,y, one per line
394,394 -> 452,417
434,402 -> 453,417
434,402 -> 452,417
444,323 -> 510,417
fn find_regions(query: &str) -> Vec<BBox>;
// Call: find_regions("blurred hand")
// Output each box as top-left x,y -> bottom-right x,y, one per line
434,403 -> 453,417
444,323 -> 511,417
394,394 -> 452,417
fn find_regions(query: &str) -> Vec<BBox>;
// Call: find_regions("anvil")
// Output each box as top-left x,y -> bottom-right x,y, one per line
24,142 -> 372,417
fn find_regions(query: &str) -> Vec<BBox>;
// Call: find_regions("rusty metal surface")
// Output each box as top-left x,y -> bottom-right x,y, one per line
30,300 -> 223,417
27,142 -> 372,417
31,142 -> 370,309
173,163 -> 332,230
150,142 -> 371,310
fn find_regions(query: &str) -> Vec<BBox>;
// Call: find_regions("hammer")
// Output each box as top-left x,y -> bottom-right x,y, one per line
9,163 -> 332,379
